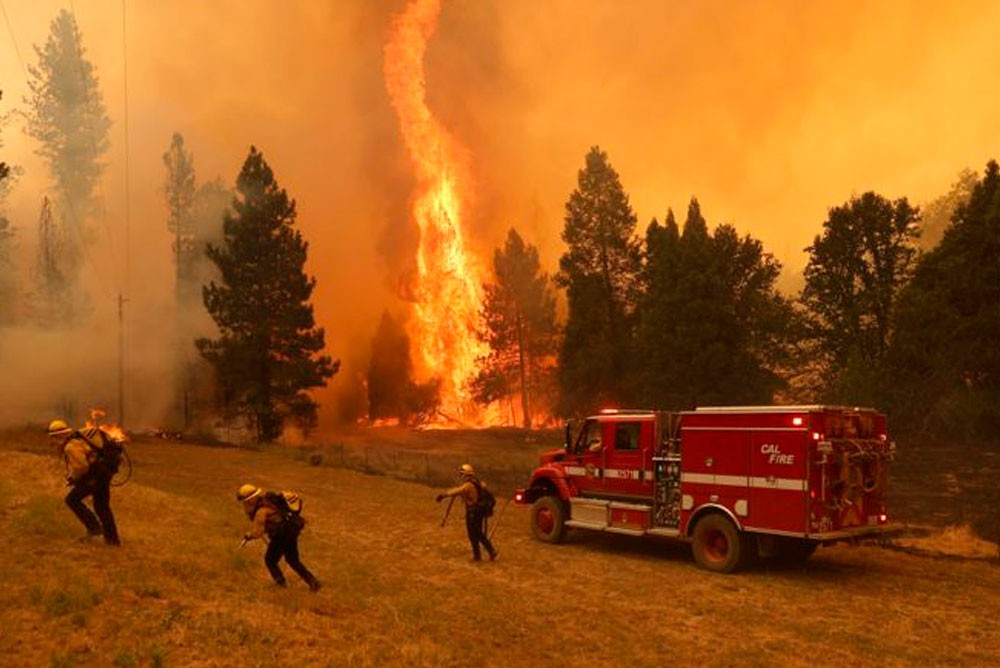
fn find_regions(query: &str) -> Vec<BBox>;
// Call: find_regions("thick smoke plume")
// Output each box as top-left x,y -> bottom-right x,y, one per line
2,1 -> 999,431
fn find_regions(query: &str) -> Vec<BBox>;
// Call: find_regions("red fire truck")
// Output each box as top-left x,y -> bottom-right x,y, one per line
514,405 -> 895,573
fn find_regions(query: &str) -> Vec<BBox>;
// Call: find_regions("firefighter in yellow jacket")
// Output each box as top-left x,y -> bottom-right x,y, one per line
236,484 -> 321,591
436,464 -> 498,562
48,419 -> 120,546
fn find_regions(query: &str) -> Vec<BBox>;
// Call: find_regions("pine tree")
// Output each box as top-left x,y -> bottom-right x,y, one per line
0,89 -> 12,325
24,9 -> 111,280
197,147 -> 338,442
636,199 -> 795,408
888,161 -> 1000,438
556,147 -> 641,415
800,191 -> 919,400
0,89 -> 9,190
366,311 -> 442,426
920,169 -> 977,251
163,132 -> 197,301
473,228 -> 559,428
367,311 -> 414,422
30,197 -> 76,326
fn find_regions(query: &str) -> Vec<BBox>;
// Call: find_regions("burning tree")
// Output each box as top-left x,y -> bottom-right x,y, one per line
197,147 -> 338,442
473,228 -> 559,428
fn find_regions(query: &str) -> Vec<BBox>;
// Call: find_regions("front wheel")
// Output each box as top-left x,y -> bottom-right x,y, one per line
691,514 -> 749,573
530,496 -> 567,544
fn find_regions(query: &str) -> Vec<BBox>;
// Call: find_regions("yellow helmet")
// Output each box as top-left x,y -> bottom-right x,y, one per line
48,419 -> 72,436
236,484 -> 262,502
458,463 -> 476,477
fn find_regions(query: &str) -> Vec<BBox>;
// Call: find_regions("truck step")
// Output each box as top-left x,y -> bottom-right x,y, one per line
565,519 -> 609,531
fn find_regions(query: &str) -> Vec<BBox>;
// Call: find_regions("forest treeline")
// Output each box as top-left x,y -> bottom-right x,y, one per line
1,10 -> 997,442
441,147 -> 997,441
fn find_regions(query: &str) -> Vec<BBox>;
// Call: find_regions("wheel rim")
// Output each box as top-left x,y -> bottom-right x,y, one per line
704,529 -> 729,563
536,507 -> 554,535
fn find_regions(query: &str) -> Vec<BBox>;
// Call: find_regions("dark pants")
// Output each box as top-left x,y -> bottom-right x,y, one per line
465,508 -> 497,560
265,524 -> 319,589
65,472 -> 120,545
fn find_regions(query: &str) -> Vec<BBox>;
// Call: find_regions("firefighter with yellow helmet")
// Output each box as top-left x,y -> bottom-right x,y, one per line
435,464 -> 498,562
236,483 -> 321,591
48,418 -> 121,546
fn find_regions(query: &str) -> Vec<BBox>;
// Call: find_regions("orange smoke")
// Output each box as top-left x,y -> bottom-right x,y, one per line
383,0 -> 488,422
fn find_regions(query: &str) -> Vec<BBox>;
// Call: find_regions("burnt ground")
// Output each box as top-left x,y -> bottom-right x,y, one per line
890,436 -> 1000,544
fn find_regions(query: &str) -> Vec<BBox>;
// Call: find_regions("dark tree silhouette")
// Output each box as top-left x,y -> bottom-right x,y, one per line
556,147 -> 641,415
197,147 -> 338,442
800,191 -> 919,401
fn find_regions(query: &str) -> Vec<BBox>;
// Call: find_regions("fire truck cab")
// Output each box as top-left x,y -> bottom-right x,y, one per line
514,406 -> 894,573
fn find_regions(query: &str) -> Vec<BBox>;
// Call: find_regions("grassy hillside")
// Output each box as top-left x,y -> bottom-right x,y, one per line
2,430 -> 999,667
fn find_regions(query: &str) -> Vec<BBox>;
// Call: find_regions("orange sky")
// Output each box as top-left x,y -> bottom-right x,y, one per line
3,0 -> 1000,429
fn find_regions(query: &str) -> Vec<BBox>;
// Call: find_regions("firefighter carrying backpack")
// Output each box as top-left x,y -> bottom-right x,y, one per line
265,490 -> 306,530
471,479 -> 496,517
81,427 -> 125,475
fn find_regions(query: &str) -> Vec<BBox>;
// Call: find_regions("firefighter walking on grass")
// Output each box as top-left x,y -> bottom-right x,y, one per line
236,484 -> 321,592
436,464 -> 498,562
48,419 -> 121,546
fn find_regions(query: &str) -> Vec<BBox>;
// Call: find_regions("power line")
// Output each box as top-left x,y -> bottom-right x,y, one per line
0,0 -> 28,80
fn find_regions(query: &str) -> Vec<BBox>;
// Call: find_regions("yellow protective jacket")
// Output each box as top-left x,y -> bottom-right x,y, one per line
63,433 -> 96,482
62,428 -> 110,482
440,480 -> 481,509
244,500 -> 284,541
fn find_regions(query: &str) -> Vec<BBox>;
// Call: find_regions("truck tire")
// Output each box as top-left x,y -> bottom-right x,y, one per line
691,514 -> 748,573
530,496 -> 567,544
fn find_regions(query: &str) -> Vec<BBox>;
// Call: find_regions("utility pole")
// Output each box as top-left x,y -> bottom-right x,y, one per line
118,293 -> 125,425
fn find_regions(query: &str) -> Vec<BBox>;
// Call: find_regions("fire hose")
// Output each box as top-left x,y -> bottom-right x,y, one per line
440,496 -> 456,528
488,497 -> 512,541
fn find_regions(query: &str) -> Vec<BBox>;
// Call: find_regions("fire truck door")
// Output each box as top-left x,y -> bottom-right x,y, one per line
566,418 -> 606,496
602,420 -> 651,497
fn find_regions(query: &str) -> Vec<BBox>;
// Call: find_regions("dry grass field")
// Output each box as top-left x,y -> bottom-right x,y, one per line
2,427 -> 999,668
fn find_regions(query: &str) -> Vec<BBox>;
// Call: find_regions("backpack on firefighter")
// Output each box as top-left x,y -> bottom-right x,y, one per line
265,490 -> 306,531
471,479 -> 496,517
80,427 -> 126,477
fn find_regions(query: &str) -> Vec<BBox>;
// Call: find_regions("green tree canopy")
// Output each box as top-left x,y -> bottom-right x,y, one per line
636,199 -> 796,408
556,146 -> 642,415
888,161 -> 1000,438
197,147 -> 338,442
473,227 -> 559,428
800,191 -> 919,400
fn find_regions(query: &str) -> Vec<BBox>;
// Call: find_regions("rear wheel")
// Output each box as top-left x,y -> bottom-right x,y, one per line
691,514 -> 748,573
530,496 -> 567,544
